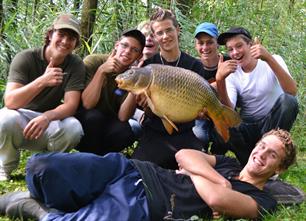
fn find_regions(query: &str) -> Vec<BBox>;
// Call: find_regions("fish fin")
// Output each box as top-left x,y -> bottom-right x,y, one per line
145,92 -> 155,111
209,105 -> 241,142
162,115 -> 178,135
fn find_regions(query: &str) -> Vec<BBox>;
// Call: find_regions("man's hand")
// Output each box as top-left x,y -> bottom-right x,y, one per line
197,107 -> 210,120
97,49 -> 124,75
23,115 -> 50,140
42,57 -> 65,87
215,54 -> 238,81
137,59 -> 144,68
250,37 -> 271,61
135,93 -> 148,109
212,210 -> 222,219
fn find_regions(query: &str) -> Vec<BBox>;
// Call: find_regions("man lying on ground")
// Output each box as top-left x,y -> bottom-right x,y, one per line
0,129 -> 300,220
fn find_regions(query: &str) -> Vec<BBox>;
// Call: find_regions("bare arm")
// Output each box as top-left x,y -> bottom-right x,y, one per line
215,54 -> 237,108
43,90 -> 81,121
81,66 -> 107,109
175,149 -> 230,187
118,92 -> 137,121
4,82 -> 45,109
191,175 -> 259,219
250,38 -> 297,95
4,59 -> 65,109
82,50 -> 124,109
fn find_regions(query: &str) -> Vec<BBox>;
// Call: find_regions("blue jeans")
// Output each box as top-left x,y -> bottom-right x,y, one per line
26,152 -> 149,221
210,93 -> 299,166
192,119 -> 212,148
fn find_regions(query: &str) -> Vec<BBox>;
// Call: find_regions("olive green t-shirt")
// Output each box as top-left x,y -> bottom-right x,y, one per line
8,47 -> 85,112
83,54 -> 127,116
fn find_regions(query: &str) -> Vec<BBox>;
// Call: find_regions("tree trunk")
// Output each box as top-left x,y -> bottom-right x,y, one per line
80,0 -> 98,56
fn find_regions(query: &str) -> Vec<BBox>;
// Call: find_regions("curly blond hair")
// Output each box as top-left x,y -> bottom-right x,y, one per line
262,129 -> 296,170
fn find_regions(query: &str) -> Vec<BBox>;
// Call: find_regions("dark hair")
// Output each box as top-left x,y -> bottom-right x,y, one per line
150,7 -> 179,32
44,26 -> 81,48
262,129 -> 296,170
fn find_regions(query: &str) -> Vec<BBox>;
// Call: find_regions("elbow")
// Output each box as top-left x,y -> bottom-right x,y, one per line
118,115 -> 128,122
82,103 -> 93,110
81,98 -> 95,110
4,103 -> 18,110
205,194 -> 229,214
4,97 -> 19,110
285,88 -> 297,96
284,81 -> 298,96
290,85 -> 298,96
205,195 -> 224,212
175,149 -> 188,163
81,93 -> 96,110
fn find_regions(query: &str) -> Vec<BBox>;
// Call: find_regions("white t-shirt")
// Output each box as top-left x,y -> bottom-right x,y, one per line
225,55 -> 290,120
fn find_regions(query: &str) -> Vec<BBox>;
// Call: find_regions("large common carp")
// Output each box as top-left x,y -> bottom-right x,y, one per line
115,64 -> 241,142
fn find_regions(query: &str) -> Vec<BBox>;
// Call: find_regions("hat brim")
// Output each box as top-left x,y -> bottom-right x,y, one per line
54,24 -> 80,36
195,30 -> 217,39
217,33 -> 237,45
122,29 -> 145,50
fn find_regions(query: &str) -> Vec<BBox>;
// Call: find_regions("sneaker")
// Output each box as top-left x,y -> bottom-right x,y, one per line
6,197 -> 48,220
264,179 -> 305,205
0,191 -> 30,215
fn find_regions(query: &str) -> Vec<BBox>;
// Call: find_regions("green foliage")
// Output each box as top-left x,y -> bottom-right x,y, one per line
0,0 -> 305,220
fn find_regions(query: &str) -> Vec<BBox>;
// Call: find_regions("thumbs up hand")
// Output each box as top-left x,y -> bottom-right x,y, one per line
97,49 -> 124,75
42,57 -> 64,87
215,54 -> 238,81
250,36 -> 270,61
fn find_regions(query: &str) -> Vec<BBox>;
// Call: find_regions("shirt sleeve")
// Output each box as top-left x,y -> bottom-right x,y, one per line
248,189 -> 278,218
83,54 -> 109,86
8,50 -> 32,84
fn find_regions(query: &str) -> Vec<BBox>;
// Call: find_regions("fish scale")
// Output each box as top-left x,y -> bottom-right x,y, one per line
115,64 -> 241,142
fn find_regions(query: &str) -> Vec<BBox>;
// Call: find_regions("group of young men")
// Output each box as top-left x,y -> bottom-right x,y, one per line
0,7 -> 303,221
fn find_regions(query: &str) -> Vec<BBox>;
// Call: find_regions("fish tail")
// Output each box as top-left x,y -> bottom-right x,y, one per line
209,105 -> 241,142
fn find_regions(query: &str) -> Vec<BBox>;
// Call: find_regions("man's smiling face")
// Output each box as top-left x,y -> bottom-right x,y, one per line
246,134 -> 286,178
226,35 -> 253,69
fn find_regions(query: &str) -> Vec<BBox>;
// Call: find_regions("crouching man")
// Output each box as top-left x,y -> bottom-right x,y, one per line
0,13 -> 85,181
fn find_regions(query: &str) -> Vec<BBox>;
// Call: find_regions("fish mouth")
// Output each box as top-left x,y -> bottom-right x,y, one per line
115,78 -> 124,88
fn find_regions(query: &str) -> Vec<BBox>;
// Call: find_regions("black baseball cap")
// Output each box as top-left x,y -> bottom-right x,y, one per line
122,29 -> 146,51
217,27 -> 252,45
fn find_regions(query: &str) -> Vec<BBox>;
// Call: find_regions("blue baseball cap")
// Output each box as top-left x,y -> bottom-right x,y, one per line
194,22 -> 218,38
